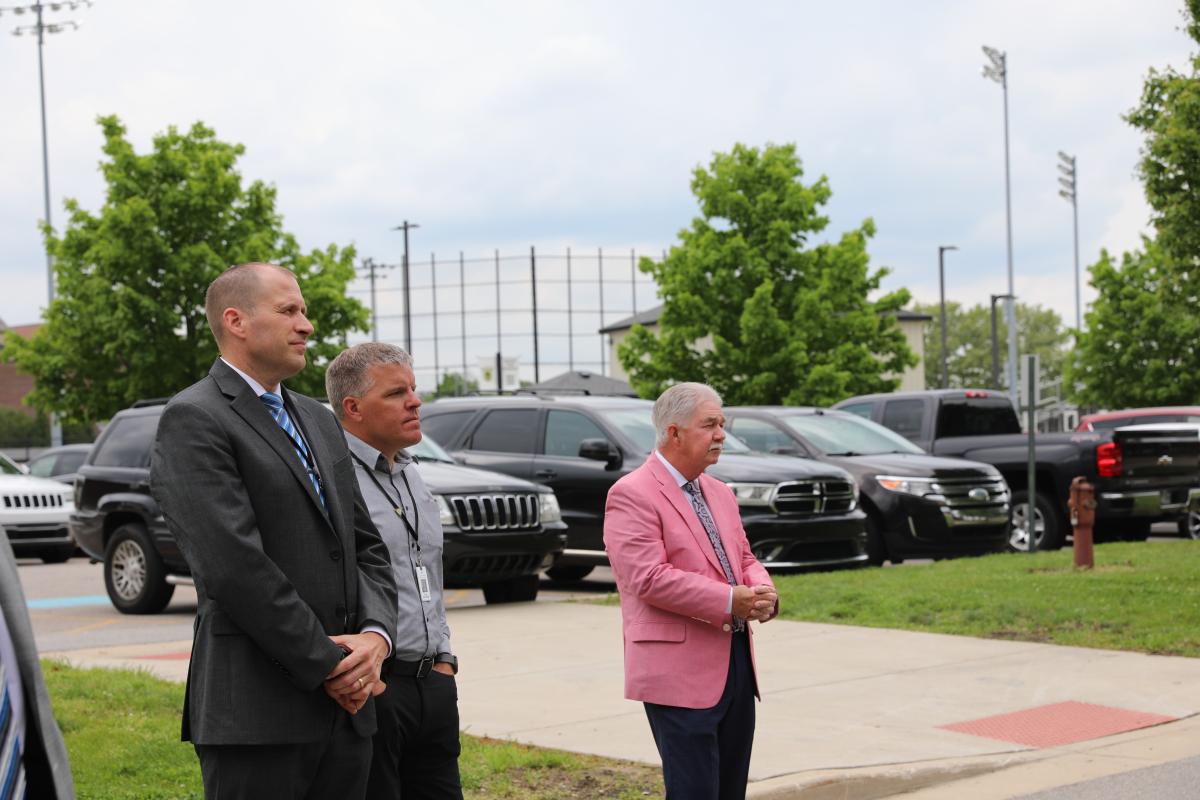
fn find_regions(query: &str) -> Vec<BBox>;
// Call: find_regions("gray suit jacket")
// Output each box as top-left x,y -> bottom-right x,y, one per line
150,358 -> 398,745
0,536 -> 75,799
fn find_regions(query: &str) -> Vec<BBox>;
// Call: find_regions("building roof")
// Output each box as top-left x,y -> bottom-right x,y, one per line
598,304 -> 932,333
525,370 -> 638,397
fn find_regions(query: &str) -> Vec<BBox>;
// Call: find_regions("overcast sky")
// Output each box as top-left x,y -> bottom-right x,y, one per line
0,0 -> 1193,385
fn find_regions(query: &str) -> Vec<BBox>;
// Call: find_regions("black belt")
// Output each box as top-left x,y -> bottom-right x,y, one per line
384,655 -> 436,679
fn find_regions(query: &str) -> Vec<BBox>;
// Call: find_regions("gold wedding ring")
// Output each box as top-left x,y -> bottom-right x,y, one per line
357,677 -> 365,691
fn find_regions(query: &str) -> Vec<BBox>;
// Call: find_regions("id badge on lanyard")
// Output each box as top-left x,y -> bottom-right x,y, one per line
415,564 -> 433,603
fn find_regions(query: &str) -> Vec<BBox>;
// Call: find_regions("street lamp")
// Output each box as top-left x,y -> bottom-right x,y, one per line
392,220 -> 419,353
3,0 -> 91,448
1057,151 -> 1080,331
981,45 -> 1019,403
938,245 -> 958,389
990,293 -> 1015,389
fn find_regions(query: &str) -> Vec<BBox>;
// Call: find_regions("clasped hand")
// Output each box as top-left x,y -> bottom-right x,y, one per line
323,631 -> 389,714
732,583 -> 778,623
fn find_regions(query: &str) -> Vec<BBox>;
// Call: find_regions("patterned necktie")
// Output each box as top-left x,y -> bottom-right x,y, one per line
260,392 -> 327,511
0,613 -> 26,800
683,480 -> 744,631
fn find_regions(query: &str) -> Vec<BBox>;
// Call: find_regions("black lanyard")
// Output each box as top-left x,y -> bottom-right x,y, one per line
351,453 -> 421,551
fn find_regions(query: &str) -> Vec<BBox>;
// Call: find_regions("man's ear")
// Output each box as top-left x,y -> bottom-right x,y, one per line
341,396 -> 362,422
222,306 -> 247,341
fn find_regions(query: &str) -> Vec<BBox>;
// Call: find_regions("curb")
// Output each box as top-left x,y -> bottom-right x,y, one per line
747,753 -> 1042,800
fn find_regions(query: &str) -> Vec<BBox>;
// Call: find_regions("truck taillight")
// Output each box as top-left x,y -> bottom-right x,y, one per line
1096,441 -> 1122,478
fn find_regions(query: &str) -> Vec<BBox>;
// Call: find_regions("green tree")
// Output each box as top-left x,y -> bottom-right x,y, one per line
1070,1 -> 1200,406
433,371 -> 479,398
913,302 -> 1069,391
5,116 -> 368,424
617,143 -> 914,405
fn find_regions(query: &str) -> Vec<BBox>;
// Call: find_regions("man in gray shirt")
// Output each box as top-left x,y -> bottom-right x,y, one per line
326,342 -> 463,799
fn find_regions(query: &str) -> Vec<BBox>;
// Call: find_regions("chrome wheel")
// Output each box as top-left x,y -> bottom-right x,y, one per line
110,538 -> 147,601
1182,510 -> 1200,541
1009,500 -> 1045,552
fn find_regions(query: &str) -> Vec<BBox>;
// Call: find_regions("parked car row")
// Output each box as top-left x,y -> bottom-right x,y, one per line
13,388 -> 1198,618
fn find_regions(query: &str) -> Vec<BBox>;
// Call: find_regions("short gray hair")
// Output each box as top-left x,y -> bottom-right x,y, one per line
325,342 -> 414,419
652,382 -> 722,447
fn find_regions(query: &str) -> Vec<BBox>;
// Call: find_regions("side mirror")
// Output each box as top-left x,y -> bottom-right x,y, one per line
579,438 -> 623,469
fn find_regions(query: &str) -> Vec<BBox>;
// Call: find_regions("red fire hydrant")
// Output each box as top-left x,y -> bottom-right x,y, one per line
1068,476 -> 1096,570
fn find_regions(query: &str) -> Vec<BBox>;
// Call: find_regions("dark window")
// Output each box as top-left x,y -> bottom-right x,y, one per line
727,417 -> 798,453
838,402 -> 874,420
470,409 -> 538,453
56,451 -> 87,475
92,415 -> 160,468
935,398 -> 1021,437
421,411 -> 477,447
543,410 -> 607,457
881,399 -> 926,440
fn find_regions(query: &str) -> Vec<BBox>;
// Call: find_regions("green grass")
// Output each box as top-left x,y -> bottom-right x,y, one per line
772,541 -> 1200,657
44,663 -> 662,800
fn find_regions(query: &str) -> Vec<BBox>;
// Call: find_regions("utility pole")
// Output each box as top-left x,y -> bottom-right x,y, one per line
938,245 -> 958,389
356,257 -> 391,342
392,220 -> 419,353
5,0 -> 91,447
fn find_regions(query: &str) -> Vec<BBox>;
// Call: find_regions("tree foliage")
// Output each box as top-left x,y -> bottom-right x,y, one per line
617,143 -> 914,406
5,116 -> 368,423
433,371 -> 479,398
1070,2 -> 1200,406
912,301 -> 1069,392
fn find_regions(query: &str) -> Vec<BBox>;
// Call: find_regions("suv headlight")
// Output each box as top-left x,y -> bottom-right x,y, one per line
875,475 -> 936,497
434,495 -> 456,527
724,482 -> 776,507
538,493 -> 562,524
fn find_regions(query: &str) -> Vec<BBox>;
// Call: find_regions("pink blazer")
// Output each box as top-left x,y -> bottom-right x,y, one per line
603,455 -> 775,709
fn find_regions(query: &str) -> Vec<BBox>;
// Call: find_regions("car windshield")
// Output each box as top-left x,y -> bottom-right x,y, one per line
0,453 -> 23,475
408,435 -> 455,463
783,413 -> 924,456
596,407 -> 750,454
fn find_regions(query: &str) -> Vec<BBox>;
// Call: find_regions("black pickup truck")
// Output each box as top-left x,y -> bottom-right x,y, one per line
833,389 -> 1200,551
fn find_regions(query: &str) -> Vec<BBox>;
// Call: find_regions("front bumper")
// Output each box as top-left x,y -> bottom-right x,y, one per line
4,522 -> 74,556
889,496 -> 1011,558
740,509 -> 869,571
442,524 -> 567,588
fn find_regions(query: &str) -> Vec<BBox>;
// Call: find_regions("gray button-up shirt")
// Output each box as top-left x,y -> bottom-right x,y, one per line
345,432 -> 452,661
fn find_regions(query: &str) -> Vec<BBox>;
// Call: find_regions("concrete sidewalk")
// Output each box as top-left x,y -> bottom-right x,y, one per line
45,602 -> 1200,799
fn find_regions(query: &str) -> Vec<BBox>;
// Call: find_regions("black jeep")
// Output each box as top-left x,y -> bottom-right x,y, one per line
70,400 -> 567,613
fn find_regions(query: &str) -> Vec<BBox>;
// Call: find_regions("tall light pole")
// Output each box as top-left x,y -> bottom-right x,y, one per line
990,293 -> 1015,390
392,220 -> 419,353
982,45 -> 1019,405
938,245 -> 958,389
5,0 -> 91,448
1057,152 -> 1080,331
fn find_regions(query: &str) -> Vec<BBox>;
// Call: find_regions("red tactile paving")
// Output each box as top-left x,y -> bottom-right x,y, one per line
941,701 -> 1177,748
136,651 -> 192,661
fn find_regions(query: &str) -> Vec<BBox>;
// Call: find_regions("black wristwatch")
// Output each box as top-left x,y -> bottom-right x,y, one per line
435,653 -> 458,674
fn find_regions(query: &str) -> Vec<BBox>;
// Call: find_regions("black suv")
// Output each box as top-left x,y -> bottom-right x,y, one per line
723,407 -> 1011,565
420,395 -> 870,579
70,401 -> 567,614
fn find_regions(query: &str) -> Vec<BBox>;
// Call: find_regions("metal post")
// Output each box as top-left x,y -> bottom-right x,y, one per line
35,2 -> 53,303
631,248 -> 637,315
567,247 -> 574,371
530,245 -> 540,383
1025,354 -> 1038,553
364,258 -> 379,342
459,251 -> 467,395
1072,180 -> 1081,331
1001,64 -> 1019,403
990,293 -> 1014,390
1058,152 -> 1081,331
938,245 -> 957,389
598,247 -> 606,375
494,249 -> 502,386
431,252 -> 439,390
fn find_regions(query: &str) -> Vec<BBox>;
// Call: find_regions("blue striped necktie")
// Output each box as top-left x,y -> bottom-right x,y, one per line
260,392 -> 327,511
0,615 -> 26,800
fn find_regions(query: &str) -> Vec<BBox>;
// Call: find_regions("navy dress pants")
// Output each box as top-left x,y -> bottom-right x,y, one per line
643,631 -> 756,800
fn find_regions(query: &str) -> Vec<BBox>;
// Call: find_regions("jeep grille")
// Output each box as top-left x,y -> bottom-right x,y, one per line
2,492 -> 67,509
447,493 -> 541,531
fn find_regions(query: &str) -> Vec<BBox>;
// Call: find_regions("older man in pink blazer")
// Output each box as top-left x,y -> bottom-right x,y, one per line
604,382 -> 778,800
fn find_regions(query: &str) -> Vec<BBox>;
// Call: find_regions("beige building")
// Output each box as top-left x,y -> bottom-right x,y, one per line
599,305 -> 930,393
